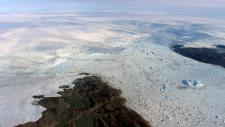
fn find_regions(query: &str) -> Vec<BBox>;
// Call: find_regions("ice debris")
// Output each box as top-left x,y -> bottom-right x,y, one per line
31,101 -> 39,105
215,115 -> 220,119
160,84 -> 169,91
181,80 -> 204,88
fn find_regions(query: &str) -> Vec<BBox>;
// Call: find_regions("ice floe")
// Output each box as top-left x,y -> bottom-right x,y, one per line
160,84 -> 170,91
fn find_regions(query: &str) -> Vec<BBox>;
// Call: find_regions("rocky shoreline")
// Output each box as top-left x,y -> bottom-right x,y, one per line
16,75 -> 151,127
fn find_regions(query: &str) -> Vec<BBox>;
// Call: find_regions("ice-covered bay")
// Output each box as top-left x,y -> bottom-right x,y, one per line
0,13 -> 225,127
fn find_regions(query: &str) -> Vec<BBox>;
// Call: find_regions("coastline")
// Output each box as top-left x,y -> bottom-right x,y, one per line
0,13 -> 225,127
16,75 -> 151,127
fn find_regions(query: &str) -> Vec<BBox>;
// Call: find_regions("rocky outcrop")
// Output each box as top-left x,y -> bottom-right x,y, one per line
16,76 -> 151,127
173,45 -> 225,68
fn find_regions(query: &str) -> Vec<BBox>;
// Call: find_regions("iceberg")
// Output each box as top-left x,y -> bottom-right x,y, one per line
182,80 -> 204,88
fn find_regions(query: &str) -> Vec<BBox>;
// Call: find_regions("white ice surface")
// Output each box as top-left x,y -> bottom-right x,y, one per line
0,13 -> 225,127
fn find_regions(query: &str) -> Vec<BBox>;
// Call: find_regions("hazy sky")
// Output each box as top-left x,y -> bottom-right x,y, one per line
0,0 -> 225,16
141,0 -> 225,7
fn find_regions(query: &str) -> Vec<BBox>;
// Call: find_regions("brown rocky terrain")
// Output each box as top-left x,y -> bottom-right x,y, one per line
16,75 -> 151,127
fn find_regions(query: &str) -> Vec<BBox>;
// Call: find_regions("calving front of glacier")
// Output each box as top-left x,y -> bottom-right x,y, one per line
0,12 -> 225,127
